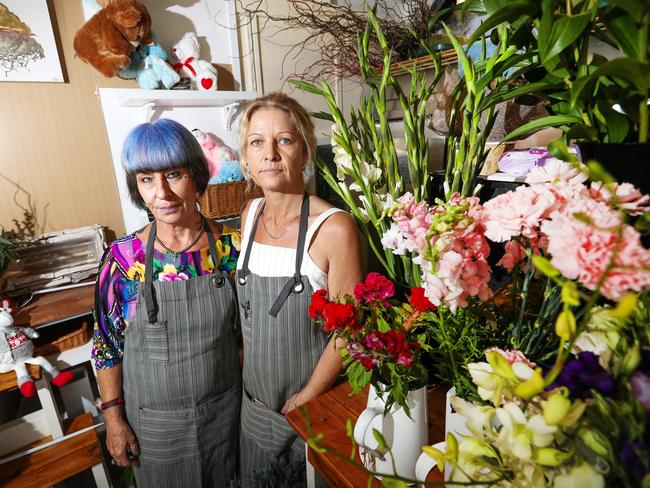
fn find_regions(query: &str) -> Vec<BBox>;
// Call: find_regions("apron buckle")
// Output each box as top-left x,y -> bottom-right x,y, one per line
212,275 -> 226,288
291,278 -> 304,294
238,275 -> 248,286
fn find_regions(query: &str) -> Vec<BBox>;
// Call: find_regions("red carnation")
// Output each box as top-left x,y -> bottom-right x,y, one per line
323,302 -> 356,332
410,287 -> 436,312
354,272 -> 395,303
309,289 -> 329,319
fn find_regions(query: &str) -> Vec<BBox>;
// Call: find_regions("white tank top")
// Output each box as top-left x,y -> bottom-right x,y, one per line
236,198 -> 346,292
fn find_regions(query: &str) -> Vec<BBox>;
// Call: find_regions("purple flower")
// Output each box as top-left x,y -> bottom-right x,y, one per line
551,352 -> 615,400
619,440 -> 649,482
347,342 -> 379,371
631,372 -> 650,409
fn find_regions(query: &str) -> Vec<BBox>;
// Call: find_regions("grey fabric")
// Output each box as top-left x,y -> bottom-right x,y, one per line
237,196 -> 329,487
123,223 -> 241,488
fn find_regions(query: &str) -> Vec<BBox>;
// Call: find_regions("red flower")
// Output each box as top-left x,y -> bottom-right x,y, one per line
354,272 -> 395,303
323,302 -> 356,332
410,287 -> 436,312
309,289 -> 329,319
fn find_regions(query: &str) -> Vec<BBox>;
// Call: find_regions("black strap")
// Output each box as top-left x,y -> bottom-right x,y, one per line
143,217 -> 221,323
237,200 -> 265,286
268,193 -> 309,317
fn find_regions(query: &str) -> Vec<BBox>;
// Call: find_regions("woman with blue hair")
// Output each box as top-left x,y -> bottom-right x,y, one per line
92,119 -> 241,487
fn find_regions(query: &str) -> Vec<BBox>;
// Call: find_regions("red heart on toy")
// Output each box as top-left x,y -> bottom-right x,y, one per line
201,78 -> 213,90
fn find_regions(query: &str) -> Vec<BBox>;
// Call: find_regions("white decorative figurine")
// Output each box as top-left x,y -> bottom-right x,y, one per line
0,300 -> 73,397
172,32 -> 218,91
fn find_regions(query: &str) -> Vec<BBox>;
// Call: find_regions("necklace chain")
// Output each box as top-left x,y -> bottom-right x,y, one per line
155,221 -> 204,259
261,209 -> 299,240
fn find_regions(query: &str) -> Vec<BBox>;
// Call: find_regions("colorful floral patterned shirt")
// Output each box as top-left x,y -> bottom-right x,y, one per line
92,226 -> 241,370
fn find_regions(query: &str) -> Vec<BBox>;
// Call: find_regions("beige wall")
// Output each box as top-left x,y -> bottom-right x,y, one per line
0,0 -> 361,238
0,0 -> 133,237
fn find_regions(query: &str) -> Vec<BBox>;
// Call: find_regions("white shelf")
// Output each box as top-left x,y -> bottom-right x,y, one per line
98,88 -> 258,108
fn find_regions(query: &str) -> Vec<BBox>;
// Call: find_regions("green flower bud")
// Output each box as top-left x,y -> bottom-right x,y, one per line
515,367 -> 544,400
533,447 -> 573,467
541,391 -> 572,425
578,428 -> 611,458
621,344 -> 641,375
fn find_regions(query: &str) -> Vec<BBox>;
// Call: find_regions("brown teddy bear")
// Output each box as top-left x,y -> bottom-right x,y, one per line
73,0 -> 153,78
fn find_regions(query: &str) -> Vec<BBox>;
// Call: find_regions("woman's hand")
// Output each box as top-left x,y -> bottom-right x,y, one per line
281,390 -> 308,415
105,414 -> 140,467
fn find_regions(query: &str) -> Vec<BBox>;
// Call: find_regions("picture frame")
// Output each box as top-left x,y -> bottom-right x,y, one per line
0,0 -> 64,82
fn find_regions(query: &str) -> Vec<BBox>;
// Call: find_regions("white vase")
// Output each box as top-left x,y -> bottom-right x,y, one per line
415,387 -> 472,483
353,384 -> 428,481
445,386 -> 471,439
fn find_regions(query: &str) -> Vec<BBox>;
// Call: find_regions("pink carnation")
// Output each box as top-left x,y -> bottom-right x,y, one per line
525,160 -> 587,184
482,184 -> 560,242
542,196 -> 650,301
589,182 -> 650,216
485,348 -> 536,368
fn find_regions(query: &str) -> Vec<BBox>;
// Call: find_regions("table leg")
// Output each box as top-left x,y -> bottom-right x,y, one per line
305,442 -> 316,488
35,377 -> 64,438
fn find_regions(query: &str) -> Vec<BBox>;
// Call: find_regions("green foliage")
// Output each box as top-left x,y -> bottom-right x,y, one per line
464,0 -> 650,143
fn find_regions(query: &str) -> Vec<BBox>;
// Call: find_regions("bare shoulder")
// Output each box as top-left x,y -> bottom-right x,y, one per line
239,198 -> 258,234
309,196 -> 357,236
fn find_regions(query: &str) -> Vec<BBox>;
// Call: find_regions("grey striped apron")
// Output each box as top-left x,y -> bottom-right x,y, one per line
237,194 -> 329,486
123,219 -> 241,488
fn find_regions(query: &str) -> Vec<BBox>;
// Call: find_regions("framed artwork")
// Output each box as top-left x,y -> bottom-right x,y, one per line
81,0 -> 101,21
0,0 -> 64,82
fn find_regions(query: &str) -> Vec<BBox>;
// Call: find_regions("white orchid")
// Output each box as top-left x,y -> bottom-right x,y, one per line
553,462 -> 604,488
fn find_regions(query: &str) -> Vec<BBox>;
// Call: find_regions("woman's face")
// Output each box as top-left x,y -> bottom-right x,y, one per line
245,108 -> 306,192
136,167 -> 198,224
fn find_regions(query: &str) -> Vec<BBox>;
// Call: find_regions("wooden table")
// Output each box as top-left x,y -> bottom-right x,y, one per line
286,381 -> 447,487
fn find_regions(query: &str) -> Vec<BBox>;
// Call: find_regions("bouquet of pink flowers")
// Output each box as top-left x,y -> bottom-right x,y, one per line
309,272 -> 437,411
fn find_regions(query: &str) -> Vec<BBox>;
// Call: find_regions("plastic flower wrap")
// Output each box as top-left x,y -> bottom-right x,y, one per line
309,272 -> 436,411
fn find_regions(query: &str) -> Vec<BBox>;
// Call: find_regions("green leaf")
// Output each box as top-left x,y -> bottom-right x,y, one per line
502,115 -> 582,141
548,139 -> 578,163
538,12 -> 593,67
635,210 -> 650,233
571,59 -> 650,106
288,79 -> 324,96
602,11 -> 639,58
372,428 -> 388,453
586,161 -> 616,184
310,111 -> 335,122
468,3 -> 531,45
443,23 -> 474,92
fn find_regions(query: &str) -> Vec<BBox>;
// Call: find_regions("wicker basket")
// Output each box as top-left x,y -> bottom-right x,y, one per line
198,181 -> 264,219
34,321 -> 91,357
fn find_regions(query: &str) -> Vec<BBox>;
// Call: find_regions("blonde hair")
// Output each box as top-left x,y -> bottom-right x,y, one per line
239,91 -> 316,181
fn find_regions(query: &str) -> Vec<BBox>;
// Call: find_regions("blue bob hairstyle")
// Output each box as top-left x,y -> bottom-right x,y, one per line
122,119 -> 210,210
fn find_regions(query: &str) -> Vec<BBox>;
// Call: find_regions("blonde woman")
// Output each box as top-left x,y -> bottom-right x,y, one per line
236,92 -> 363,484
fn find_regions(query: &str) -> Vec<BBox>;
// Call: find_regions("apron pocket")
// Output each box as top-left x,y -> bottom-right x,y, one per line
138,389 -> 239,464
241,392 -> 297,456
144,321 -> 168,362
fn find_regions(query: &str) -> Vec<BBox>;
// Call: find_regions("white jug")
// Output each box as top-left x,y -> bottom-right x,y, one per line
415,387 -> 472,483
353,384 -> 428,481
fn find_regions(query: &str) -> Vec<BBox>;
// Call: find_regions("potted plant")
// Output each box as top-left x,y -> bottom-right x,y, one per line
462,0 -> 649,189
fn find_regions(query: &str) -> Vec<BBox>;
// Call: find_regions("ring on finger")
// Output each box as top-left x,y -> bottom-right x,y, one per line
111,458 -> 119,466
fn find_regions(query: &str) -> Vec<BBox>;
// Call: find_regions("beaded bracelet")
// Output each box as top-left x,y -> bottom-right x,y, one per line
100,395 -> 125,411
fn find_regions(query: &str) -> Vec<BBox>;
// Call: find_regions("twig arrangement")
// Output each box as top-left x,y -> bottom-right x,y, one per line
236,0 -> 444,80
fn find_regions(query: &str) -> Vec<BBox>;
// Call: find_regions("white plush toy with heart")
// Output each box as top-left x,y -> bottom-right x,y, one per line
172,32 -> 218,91
0,299 -> 73,397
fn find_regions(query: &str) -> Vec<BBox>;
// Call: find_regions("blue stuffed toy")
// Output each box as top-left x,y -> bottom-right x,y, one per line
209,161 -> 244,184
119,35 -> 179,89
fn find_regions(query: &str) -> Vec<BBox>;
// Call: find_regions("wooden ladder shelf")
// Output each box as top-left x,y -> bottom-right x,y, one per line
0,412 -> 105,488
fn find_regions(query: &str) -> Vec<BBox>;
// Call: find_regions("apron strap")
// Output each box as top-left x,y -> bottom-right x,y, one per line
144,216 -> 221,323
237,200 -> 264,286
143,220 -> 159,324
268,193 -> 310,318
